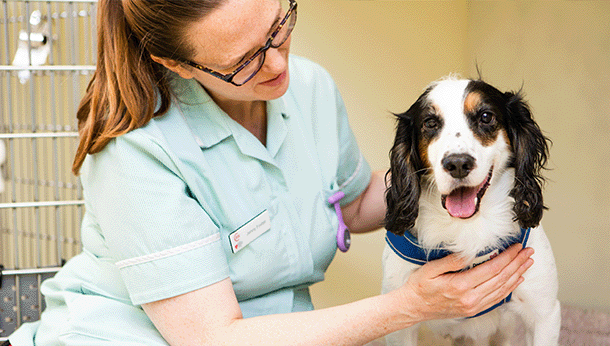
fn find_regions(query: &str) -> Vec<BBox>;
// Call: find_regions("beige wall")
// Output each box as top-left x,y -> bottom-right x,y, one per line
291,0 -> 610,313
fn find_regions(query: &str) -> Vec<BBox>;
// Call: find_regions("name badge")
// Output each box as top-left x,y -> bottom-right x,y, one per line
229,210 -> 271,253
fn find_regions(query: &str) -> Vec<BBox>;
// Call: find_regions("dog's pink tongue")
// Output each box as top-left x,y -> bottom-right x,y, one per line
445,187 -> 478,218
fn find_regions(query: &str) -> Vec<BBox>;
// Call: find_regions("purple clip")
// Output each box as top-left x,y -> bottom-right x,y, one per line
328,191 -> 351,252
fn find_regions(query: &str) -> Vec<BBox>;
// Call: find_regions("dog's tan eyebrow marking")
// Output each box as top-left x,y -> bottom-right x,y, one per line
429,104 -> 442,116
464,91 -> 483,114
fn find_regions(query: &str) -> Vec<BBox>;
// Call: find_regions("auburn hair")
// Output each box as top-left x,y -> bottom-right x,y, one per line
72,0 -> 224,174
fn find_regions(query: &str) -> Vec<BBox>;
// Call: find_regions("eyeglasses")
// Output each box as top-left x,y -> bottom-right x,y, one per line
182,0 -> 297,86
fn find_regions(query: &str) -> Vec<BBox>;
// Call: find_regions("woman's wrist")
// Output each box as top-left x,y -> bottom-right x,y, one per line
376,285 -> 423,333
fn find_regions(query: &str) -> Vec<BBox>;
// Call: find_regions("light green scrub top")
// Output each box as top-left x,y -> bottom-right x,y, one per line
10,55 -> 372,345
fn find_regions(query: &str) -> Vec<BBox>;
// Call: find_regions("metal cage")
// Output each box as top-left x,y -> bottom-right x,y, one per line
0,0 -> 96,339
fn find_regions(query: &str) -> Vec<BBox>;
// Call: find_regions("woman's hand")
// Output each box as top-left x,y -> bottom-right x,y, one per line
394,243 -> 535,322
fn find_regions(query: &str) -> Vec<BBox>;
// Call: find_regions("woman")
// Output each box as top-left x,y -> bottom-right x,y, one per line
7,0 -> 534,345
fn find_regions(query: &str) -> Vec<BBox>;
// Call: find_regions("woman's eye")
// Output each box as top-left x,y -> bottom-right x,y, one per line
480,112 -> 495,124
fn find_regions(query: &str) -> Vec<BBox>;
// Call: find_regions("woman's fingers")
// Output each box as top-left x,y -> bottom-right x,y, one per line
421,251 -> 471,278
425,243 -> 527,282
468,254 -> 534,315
476,251 -> 534,294
462,244 -> 530,285
450,246 -> 534,317
401,243 -> 535,320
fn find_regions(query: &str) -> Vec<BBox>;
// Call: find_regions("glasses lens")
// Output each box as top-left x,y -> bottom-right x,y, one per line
232,52 -> 265,85
271,1 -> 296,48
230,0 -> 295,86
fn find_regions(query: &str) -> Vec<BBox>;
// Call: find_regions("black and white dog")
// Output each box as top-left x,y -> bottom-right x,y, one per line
382,77 -> 560,345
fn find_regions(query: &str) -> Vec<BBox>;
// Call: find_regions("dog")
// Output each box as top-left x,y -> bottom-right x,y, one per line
381,77 -> 560,345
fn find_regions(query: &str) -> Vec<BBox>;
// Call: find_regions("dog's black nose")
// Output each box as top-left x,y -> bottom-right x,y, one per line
442,154 -> 475,179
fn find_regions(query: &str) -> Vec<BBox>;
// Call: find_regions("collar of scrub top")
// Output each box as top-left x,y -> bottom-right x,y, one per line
385,227 -> 531,318
174,77 -> 289,149
172,76 -> 290,166
328,191 -> 351,252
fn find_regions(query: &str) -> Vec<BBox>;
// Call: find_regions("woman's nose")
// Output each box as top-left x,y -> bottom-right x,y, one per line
262,45 -> 288,74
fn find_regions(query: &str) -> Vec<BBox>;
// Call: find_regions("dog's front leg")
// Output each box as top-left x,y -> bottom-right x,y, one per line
381,245 -> 422,345
529,299 -> 561,346
519,226 -> 561,346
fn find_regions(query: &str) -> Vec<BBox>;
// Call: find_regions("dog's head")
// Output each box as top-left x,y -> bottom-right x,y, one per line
385,78 -> 549,236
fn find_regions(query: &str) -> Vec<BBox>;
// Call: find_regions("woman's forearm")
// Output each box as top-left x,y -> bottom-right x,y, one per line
219,290 -> 414,346
143,278 -> 416,346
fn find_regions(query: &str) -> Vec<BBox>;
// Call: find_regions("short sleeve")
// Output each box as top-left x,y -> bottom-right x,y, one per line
80,130 -> 229,305
333,83 -> 372,206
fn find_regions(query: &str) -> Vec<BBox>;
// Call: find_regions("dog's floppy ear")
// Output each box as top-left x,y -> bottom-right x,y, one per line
504,91 -> 550,229
385,105 -> 424,236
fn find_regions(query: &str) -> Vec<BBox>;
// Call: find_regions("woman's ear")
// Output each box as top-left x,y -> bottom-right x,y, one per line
150,55 -> 195,80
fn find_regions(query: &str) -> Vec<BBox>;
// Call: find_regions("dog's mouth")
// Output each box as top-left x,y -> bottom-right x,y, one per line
441,168 -> 493,219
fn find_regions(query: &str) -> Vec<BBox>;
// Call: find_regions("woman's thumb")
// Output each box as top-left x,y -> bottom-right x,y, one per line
423,253 -> 469,277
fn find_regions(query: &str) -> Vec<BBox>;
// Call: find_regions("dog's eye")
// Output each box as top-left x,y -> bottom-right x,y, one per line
480,112 -> 495,124
424,118 -> 439,129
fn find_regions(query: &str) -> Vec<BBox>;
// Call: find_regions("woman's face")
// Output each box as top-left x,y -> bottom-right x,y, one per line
181,0 -> 291,104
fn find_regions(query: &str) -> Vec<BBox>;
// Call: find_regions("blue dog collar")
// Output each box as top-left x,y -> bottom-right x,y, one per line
385,227 -> 531,318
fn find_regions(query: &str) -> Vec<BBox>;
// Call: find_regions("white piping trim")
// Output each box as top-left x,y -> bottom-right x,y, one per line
115,233 -> 221,269
339,154 -> 364,190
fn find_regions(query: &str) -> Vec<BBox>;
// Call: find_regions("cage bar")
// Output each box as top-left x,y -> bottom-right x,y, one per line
1,0 -> 96,339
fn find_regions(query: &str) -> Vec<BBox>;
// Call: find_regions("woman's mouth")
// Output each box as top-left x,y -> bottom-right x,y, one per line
260,70 -> 287,87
